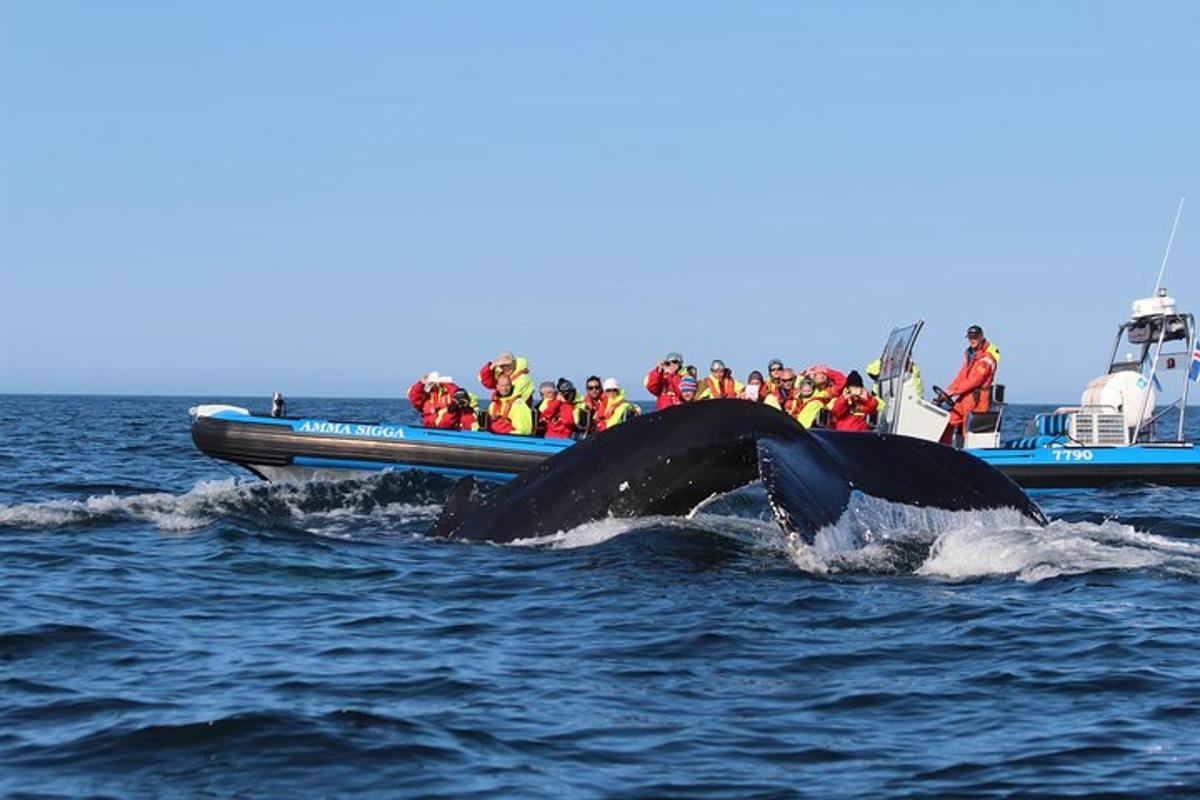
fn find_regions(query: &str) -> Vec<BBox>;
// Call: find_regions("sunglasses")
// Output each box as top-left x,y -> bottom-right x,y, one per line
587,385 -> 602,390
604,388 -> 619,394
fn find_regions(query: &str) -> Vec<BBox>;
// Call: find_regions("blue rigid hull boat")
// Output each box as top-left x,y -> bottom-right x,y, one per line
190,405 -> 571,482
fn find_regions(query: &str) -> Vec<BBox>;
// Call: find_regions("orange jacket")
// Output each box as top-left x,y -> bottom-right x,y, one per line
946,339 -> 998,412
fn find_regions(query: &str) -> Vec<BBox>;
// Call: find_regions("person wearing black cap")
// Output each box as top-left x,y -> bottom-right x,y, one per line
437,387 -> 480,431
937,324 -> 1001,445
829,370 -> 880,431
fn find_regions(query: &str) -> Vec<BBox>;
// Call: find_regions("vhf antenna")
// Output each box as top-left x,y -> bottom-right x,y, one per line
1153,195 -> 1186,295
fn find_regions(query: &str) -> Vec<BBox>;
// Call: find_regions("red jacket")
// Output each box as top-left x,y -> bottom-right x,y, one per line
540,398 -> 578,439
829,392 -> 879,431
808,367 -> 846,398
645,367 -> 684,410
407,380 -> 459,427
434,406 -> 477,431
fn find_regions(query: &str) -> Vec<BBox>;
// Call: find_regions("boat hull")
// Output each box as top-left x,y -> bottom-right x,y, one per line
191,410 -> 571,482
972,444 -> 1200,488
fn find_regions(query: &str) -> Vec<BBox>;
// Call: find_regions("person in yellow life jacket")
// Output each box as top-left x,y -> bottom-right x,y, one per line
696,359 -> 744,400
479,351 -> 534,402
865,357 -> 922,402
786,377 -> 828,428
485,374 -> 533,436
435,388 -> 480,431
595,378 -> 639,432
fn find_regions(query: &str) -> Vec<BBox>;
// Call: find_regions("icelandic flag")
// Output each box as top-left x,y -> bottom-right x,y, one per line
1190,340 -> 1200,383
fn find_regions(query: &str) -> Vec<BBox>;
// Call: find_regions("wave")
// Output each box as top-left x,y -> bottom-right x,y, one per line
503,493 -> 1200,583
0,472 -> 454,536
787,494 -> 1200,581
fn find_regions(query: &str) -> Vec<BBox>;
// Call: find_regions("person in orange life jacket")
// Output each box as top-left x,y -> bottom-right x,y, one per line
938,324 -> 1000,444
645,351 -> 686,410
436,388 -> 479,431
697,360 -> 745,400
577,375 -> 604,435
762,358 -> 785,400
678,374 -> 699,403
764,368 -> 795,410
536,381 -> 580,439
479,351 -> 534,403
534,381 -> 557,437
486,374 -> 534,436
595,378 -> 639,431
829,370 -> 880,431
786,376 -> 828,428
407,371 -> 459,427
804,364 -> 847,399
744,370 -> 766,402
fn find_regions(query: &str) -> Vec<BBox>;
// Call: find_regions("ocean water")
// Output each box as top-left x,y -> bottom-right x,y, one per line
2,394 -> 1199,798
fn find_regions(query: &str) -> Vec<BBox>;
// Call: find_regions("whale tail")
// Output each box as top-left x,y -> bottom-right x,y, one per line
424,401 -> 1044,544
757,430 -> 1046,544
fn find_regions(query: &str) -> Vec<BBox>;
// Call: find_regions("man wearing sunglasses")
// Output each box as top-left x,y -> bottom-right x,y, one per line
578,375 -> 605,435
645,351 -> 686,410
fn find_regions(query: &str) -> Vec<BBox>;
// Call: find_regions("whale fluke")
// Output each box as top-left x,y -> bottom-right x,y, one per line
429,401 -> 1044,544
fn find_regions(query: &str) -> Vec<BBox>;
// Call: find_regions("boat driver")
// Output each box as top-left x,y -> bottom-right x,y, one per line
937,324 -> 1000,445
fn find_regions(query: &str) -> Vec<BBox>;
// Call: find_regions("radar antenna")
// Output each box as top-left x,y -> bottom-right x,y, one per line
1153,195 -> 1186,295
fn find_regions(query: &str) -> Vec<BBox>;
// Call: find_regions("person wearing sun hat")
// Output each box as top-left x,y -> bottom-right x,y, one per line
595,377 -> 640,432
645,351 -> 686,410
406,370 -> 460,427
478,351 -> 533,402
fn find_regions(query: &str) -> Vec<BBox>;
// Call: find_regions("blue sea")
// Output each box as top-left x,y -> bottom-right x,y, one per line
2,394 -> 1199,798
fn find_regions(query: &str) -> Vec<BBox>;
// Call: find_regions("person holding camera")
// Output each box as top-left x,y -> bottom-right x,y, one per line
407,371 -> 460,427
437,388 -> 480,431
479,351 -> 534,403
645,351 -> 686,410
829,370 -> 880,431
536,380 -> 581,439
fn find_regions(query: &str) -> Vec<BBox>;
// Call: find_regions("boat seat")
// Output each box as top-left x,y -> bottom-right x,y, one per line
966,410 -> 1001,434
1001,435 -> 1061,450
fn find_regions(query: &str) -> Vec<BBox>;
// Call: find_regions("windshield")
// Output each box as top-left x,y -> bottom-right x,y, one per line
879,323 -> 921,381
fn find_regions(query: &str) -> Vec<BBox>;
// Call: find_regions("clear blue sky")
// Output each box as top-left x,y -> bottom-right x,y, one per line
2,2 -> 1197,401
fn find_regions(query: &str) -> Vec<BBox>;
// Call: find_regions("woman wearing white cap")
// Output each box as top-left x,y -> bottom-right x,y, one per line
406,371 -> 460,427
594,378 -> 640,432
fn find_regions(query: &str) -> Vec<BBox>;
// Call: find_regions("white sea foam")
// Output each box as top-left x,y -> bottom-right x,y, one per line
783,493 -> 1200,581
0,477 -> 443,536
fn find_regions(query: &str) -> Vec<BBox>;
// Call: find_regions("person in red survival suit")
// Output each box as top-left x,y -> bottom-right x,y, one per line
407,371 -> 459,427
645,351 -> 686,410
936,324 -> 1000,444
829,370 -> 880,431
435,388 -> 479,431
539,379 -> 581,439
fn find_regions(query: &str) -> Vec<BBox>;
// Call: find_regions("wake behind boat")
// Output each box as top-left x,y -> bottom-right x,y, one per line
189,404 -> 570,482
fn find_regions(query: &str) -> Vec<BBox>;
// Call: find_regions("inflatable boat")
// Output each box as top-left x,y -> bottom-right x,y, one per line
875,289 -> 1200,488
189,404 -> 571,482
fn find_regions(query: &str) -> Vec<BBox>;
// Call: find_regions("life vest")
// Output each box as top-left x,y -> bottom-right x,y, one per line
596,392 -> 635,431
699,375 -> 738,400
787,395 -> 826,428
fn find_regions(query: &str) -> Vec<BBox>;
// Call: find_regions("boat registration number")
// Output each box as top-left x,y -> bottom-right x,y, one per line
1052,449 -> 1093,462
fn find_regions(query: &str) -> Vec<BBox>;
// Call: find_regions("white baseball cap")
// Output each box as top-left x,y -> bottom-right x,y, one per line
426,371 -> 453,384
602,377 -> 620,391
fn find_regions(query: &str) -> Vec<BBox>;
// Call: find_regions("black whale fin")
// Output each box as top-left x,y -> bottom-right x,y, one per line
428,475 -> 480,539
758,431 -> 1047,544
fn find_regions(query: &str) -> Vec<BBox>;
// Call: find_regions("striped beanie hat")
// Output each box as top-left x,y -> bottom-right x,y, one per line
680,375 -> 698,393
